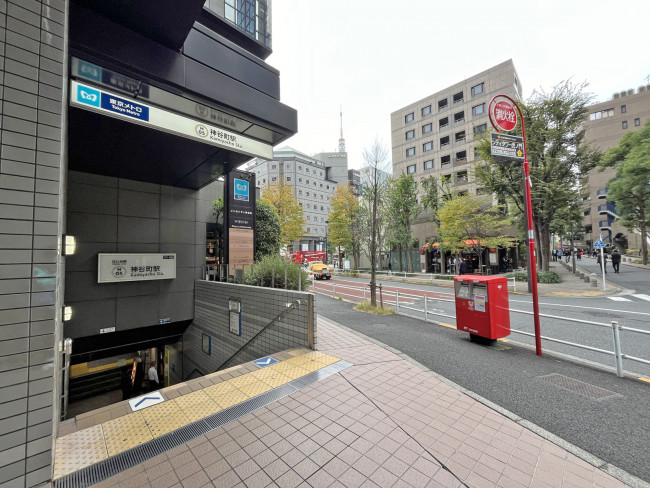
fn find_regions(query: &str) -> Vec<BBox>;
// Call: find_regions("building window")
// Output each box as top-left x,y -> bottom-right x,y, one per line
471,83 -> 484,96
440,135 -> 450,147
441,155 -> 451,166
621,105 -> 627,113
423,141 -> 433,152
622,121 -> 628,129
422,123 -> 432,134
299,190 -> 303,195
327,185 -> 330,189
320,171 -> 323,177
271,164 -> 276,169
454,111 -> 464,123
456,150 -> 467,162
476,187 -> 489,195
271,176 -> 277,181
473,124 -> 487,135
472,103 -> 485,116
286,164 -> 291,169
424,160 -> 433,170
635,118 -> 641,126
439,117 -> 449,129
405,112 -> 414,123
320,183 -> 323,187
299,178 -> 302,182
422,105 -> 431,116
407,164 -> 416,174
286,176 -> 291,181
453,91 -> 464,104
456,171 -> 468,182
406,147 -> 416,157
589,108 -> 615,120
406,129 -> 415,140
438,98 -> 448,111
455,131 -> 465,142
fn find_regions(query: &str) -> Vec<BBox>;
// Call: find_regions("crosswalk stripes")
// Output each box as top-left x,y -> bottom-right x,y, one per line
632,294 -> 650,301
608,297 -> 631,302
608,294 -> 650,302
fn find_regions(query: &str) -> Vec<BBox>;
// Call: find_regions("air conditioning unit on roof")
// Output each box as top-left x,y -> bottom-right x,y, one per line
613,93 -> 619,99
620,91 -> 627,97
640,86 -> 647,92
627,89 -> 634,95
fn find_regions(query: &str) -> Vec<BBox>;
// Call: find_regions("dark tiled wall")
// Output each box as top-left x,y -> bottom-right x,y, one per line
0,0 -> 66,486
64,172 -> 222,339
184,281 -> 316,378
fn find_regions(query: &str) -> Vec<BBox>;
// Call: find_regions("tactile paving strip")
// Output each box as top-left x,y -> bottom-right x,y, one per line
53,425 -> 108,479
53,359 -> 352,488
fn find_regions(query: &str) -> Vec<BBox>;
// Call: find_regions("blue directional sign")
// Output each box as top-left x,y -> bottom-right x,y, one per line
253,357 -> 278,368
128,391 -> 164,411
593,238 -> 606,249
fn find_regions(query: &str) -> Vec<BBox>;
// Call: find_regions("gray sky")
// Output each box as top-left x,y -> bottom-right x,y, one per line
267,0 -> 649,169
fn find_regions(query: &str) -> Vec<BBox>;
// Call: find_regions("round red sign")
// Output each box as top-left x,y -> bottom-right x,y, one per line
492,100 -> 518,132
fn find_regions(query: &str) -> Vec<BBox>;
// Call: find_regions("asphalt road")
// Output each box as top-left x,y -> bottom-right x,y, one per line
315,293 -> 650,484
313,272 -> 650,378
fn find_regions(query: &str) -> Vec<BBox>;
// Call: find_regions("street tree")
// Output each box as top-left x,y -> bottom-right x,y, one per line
362,137 -> 390,306
419,174 -> 454,265
261,182 -> 305,246
327,183 -> 360,268
600,121 -> 650,264
475,80 -> 601,271
212,199 -> 282,261
437,195 -> 514,271
387,173 -> 421,272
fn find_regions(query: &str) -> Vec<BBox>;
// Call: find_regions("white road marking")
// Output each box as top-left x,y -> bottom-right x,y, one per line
608,297 -> 631,302
632,294 -> 650,302
509,299 -> 650,316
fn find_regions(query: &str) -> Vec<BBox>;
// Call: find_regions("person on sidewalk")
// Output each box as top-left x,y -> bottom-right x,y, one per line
611,249 -> 621,273
459,258 -> 467,275
597,252 -> 608,274
148,361 -> 160,390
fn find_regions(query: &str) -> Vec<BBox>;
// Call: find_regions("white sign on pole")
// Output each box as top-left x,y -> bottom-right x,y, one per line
71,81 -> 273,159
98,254 -> 176,283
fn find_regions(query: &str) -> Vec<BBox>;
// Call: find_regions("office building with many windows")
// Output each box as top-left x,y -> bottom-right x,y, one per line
390,60 -> 521,245
581,86 -> 650,252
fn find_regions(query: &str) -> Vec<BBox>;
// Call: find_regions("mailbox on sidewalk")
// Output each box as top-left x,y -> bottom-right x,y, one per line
454,275 -> 510,343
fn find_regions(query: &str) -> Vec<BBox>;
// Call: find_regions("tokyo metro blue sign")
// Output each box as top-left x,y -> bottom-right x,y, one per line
234,178 -> 249,202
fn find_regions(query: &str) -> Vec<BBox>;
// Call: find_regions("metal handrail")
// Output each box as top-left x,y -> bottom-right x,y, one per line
217,299 -> 305,371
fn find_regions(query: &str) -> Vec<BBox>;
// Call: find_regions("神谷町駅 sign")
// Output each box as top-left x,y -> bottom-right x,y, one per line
97,254 -> 176,283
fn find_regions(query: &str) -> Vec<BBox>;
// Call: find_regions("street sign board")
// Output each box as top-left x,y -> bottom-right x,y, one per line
491,99 -> 518,132
490,133 -> 524,159
593,238 -> 606,249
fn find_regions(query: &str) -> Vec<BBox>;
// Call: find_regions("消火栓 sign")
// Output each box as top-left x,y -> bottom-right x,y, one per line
98,254 -> 176,283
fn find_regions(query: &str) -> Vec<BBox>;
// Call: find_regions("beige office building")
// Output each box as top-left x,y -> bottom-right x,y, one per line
390,60 -> 521,245
581,86 -> 650,253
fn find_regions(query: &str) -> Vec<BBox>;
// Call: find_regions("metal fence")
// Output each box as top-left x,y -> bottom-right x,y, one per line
311,280 -> 649,378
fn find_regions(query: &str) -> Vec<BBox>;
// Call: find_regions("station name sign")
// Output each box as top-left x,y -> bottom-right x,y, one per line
98,254 -> 176,283
71,80 -> 273,159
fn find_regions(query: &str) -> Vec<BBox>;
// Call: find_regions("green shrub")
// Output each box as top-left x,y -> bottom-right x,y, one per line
244,255 -> 310,291
504,270 -> 560,283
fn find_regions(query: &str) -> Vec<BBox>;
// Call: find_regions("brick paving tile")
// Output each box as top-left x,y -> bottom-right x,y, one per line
441,459 -> 471,480
212,469 -> 242,488
117,472 -> 149,488
190,441 -> 215,459
293,458 -> 320,479
401,465 -> 433,488
338,467 -> 367,488
204,458 -> 231,480
216,439 -> 241,458
565,459 -> 595,481
243,470 -> 272,488
350,436 -> 374,454
351,455 -> 379,477
174,460 -> 202,481
242,440 -> 266,458
180,470 -> 210,488
251,449 -> 277,468
309,447 -> 335,467
466,472 -> 496,488
146,459 -> 174,481
337,446 -> 363,465
412,455 -> 440,477
564,470 -> 597,488
264,458 -> 290,480
282,448 -> 307,468
305,469 -> 336,487
232,459 -> 260,480
323,437 -> 347,456
323,457 -> 350,478
225,449 -> 250,469
496,474 -> 527,488
431,468 -> 464,488
472,460 -> 502,483
147,472 -> 180,488
297,438 -> 320,457
393,445 -> 421,466
286,430 -> 309,447
275,469 -> 304,488
501,465 -> 533,487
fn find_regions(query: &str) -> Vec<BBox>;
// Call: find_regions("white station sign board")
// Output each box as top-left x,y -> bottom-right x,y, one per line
70,80 -> 273,159
98,254 -> 176,283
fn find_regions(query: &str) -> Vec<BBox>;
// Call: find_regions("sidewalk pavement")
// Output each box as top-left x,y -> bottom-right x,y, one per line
87,316 -> 633,488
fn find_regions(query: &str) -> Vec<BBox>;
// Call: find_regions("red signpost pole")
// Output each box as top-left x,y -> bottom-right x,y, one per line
489,95 -> 542,356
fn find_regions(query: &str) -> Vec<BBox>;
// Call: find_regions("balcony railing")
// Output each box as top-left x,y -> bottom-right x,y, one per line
598,202 -> 619,217
596,187 -> 608,199
599,219 -> 614,230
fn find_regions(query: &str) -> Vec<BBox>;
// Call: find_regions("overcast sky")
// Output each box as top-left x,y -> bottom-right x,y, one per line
266,0 -> 649,169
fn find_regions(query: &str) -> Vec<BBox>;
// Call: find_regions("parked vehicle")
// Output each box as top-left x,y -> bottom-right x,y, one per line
309,261 -> 331,280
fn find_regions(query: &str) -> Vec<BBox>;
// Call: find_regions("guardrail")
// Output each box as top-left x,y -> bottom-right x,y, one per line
312,280 -> 647,378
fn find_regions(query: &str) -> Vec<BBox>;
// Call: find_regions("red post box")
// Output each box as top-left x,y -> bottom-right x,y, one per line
454,275 -> 510,342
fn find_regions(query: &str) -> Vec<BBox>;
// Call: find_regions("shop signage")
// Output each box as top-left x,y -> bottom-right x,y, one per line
98,254 -> 176,283
71,80 -> 273,159
225,171 -> 256,267
490,133 -> 524,159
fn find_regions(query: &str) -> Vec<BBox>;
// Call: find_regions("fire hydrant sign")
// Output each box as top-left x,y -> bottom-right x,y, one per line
491,100 -> 518,132
98,254 -> 176,283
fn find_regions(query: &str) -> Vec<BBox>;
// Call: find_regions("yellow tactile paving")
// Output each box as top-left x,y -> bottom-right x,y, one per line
55,351 -> 342,477
183,399 -> 223,422
53,424 -> 107,479
102,412 -> 152,456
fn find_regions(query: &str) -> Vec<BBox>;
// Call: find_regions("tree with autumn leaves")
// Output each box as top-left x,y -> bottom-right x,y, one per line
260,182 -> 306,247
327,184 -> 361,269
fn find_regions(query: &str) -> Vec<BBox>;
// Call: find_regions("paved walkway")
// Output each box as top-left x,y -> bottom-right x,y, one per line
64,316 -> 634,488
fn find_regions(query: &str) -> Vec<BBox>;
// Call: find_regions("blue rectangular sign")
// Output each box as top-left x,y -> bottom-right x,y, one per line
100,93 -> 149,121
234,178 -> 249,202
77,85 -> 100,107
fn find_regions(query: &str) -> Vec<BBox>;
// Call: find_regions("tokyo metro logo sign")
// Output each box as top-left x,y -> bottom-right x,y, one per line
234,178 -> 249,202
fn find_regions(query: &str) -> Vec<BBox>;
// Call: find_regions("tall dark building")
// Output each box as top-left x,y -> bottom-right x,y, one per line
0,1 -> 297,485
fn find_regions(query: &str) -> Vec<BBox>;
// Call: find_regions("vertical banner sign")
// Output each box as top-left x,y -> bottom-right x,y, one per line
224,170 -> 256,270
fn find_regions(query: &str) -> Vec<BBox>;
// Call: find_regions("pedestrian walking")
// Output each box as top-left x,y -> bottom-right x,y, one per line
611,249 -> 621,273
597,252 -> 608,274
388,261 -> 392,275
557,248 -> 564,261
459,258 -> 467,275
552,249 -> 557,262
